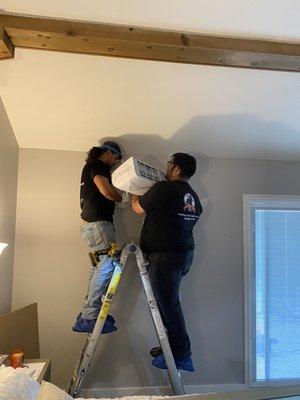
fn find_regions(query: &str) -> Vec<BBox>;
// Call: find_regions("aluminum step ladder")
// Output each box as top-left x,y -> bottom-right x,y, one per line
68,243 -> 185,398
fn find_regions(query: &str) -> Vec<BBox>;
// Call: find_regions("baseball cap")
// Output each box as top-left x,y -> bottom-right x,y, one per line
99,141 -> 122,159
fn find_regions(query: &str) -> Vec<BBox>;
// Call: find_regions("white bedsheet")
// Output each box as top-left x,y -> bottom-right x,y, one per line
0,365 -> 40,400
77,396 -> 167,400
0,368 -> 168,400
77,397 -> 151,400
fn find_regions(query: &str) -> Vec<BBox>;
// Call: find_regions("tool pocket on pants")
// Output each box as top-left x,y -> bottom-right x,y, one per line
80,223 -> 97,248
80,221 -> 115,250
94,221 -> 115,248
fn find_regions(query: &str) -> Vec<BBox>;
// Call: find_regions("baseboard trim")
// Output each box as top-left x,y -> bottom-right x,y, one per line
79,383 -> 247,398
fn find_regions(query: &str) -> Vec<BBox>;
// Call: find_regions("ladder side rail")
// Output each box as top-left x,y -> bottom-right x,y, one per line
69,254 -> 129,397
69,243 -> 185,397
132,245 -> 185,396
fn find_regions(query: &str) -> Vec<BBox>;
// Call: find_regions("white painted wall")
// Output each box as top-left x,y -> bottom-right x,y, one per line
0,97 -> 19,315
12,147 -> 300,392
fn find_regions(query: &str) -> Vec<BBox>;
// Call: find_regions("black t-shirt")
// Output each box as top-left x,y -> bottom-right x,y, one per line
139,180 -> 202,254
80,159 -> 115,222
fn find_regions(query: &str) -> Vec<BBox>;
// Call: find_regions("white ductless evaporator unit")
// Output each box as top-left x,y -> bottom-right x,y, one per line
112,157 -> 165,195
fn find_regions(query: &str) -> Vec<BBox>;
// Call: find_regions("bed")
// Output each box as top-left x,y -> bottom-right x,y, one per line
0,365 -> 158,399
2,363 -> 300,400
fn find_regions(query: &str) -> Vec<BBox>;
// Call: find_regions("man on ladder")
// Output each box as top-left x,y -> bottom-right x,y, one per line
131,152 -> 202,372
72,140 -> 127,334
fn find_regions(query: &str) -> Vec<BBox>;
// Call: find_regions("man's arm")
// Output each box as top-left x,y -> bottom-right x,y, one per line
131,182 -> 164,215
93,175 -> 122,202
131,194 -> 145,215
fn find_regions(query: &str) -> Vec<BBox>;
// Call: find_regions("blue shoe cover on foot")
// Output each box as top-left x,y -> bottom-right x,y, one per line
106,314 -> 116,325
152,354 -> 167,369
75,312 -> 116,328
175,356 -> 195,372
72,316 -> 117,334
72,316 -> 96,333
152,354 -> 195,372
76,312 -> 115,324
101,319 -> 117,334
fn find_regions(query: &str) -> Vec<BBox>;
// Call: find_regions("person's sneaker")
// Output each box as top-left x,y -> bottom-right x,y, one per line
150,346 -> 163,358
72,315 -> 117,334
152,354 -> 195,372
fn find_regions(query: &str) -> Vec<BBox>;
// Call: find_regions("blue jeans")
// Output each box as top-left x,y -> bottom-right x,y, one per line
80,221 -> 116,320
147,251 -> 194,358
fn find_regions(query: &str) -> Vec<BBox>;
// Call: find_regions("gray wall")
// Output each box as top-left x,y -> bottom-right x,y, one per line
0,98 -> 18,315
12,148 -> 300,391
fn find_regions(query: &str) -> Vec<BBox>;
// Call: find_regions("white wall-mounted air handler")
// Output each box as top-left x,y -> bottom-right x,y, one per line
112,157 -> 165,195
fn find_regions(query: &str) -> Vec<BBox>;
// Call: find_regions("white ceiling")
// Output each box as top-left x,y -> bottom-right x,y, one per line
0,1 -> 300,160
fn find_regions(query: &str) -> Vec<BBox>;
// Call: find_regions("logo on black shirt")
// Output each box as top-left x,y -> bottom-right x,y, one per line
183,193 -> 196,213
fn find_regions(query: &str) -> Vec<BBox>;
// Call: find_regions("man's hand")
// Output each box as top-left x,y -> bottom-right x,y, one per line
130,194 -> 145,215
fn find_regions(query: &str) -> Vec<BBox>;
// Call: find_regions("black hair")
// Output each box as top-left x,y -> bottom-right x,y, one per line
86,147 -> 106,162
171,153 -> 197,179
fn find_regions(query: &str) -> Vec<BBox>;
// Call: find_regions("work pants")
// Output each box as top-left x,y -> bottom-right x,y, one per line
147,250 -> 194,359
80,220 -> 116,320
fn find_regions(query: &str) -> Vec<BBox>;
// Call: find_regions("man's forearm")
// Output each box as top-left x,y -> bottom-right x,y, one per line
130,194 -> 139,208
93,175 -> 122,202
131,194 -> 145,214
104,187 -> 122,202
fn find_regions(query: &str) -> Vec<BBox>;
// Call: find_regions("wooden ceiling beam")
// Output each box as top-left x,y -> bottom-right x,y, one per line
0,13 -> 299,72
0,26 -> 14,60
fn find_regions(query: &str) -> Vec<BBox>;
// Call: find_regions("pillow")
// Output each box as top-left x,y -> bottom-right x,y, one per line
37,381 -> 73,400
0,365 -> 40,400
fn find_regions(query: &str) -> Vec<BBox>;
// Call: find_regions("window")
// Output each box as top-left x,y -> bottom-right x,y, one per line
244,195 -> 300,387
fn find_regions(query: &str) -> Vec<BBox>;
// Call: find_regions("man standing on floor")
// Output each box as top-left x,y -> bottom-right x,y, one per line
73,141 -> 124,334
131,153 -> 202,371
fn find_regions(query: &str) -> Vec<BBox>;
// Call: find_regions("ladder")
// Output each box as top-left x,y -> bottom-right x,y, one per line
68,243 -> 185,398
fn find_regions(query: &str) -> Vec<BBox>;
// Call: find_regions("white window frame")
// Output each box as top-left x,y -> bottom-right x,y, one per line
244,194 -> 300,388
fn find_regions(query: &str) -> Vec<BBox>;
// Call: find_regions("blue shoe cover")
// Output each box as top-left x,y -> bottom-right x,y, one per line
75,312 -> 116,326
152,354 -> 167,369
101,319 -> 117,334
152,354 -> 195,372
175,356 -> 195,372
106,314 -> 116,325
72,315 -> 117,334
72,316 -> 96,333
